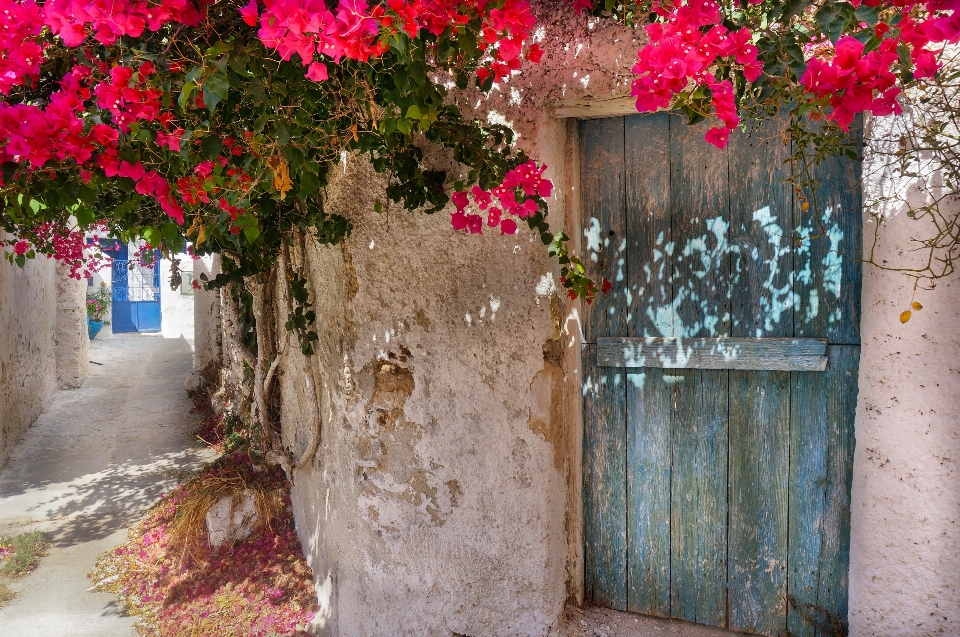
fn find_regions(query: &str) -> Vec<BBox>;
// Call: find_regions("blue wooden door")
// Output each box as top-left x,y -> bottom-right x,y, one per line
110,245 -> 162,333
581,113 -> 861,636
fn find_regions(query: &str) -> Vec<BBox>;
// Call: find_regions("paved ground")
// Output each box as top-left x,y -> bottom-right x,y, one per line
0,333 -> 210,637
555,605 -> 748,637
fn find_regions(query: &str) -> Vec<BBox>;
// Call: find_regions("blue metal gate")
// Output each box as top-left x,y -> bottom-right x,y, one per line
109,243 -> 162,333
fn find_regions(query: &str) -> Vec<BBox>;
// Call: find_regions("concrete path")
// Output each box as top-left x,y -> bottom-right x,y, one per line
0,333 -> 211,637
556,605 -> 749,637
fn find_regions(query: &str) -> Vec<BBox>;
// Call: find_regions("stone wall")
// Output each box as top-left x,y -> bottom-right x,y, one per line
0,238 -> 58,468
54,264 -> 89,389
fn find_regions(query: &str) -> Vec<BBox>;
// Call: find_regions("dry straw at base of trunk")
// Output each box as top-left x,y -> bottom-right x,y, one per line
166,465 -> 284,562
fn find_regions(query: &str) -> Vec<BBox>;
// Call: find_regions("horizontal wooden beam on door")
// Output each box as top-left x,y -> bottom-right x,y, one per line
596,337 -> 829,371
551,96 -> 638,120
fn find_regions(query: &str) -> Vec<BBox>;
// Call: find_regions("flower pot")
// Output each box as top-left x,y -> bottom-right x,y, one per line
88,320 -> 104,340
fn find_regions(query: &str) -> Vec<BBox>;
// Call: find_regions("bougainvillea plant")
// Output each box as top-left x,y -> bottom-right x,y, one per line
0,0 -> 958,451
0,0 -> 957,303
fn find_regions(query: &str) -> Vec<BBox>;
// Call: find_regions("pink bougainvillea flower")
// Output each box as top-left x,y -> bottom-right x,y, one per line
239,0 -> 259,26
450,191 -> 469,211
450,211 -> 468,231
466,214 -> 483,234
305,61 -> 328,81
13,240 -> 30,255
704,126 -> 730,149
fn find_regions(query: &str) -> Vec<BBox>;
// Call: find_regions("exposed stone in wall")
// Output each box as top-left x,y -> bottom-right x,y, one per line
0,236 -> 58,468
194,255 -> 222,370
54,263 -> 89,389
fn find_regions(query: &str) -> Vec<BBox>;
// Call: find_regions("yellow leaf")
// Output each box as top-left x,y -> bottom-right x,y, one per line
911,301 -> 923,310
267,155 -> 293,201
196,225 -> 208,246
900,309 -> 912,323
349,123 -> 359,142
801,201 -> 810,212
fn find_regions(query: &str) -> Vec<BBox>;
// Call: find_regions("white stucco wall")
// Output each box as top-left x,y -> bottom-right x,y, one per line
848,117 -> 960,637
193,255 -> 222,371
277,159 -> 566,637
0,238 -> 58,468
160,254 -> 195,343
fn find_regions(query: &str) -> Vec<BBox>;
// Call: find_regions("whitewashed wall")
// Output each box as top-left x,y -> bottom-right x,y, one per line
0,236 -> 58,468
848,116 -> 960,637
160,253 -> 195,343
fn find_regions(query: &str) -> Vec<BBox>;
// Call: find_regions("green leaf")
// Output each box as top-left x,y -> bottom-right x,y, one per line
771,0 -> 814,23
75,206 -> 96,227
815,2 -> 856,43
205,73 -> 230,100
406,104 -> 422,119
276,121 -> 290,146
206,41 -> 232,57
243,226 -> 261,243
179,81 -> 197,112
200,136 -> 223,160
854,4 -> 880,26
203,72 -> 231,114
142,227 -> 162,248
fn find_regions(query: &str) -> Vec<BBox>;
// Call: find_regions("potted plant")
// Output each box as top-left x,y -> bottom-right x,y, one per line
86,283 -> 112,340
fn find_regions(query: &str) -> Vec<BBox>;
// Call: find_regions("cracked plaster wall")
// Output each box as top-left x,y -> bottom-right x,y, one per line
268,7 -> 640,637
0,235 -> 58,469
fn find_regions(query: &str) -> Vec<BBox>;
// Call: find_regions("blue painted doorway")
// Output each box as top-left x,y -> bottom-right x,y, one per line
106,241 -> 162,333
580,114 -> 861,637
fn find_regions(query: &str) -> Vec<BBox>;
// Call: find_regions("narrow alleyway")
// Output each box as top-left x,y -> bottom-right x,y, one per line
0,334 -> 211,637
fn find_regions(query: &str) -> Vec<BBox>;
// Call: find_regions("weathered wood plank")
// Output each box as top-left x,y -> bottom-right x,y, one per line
554,96 -> 638,120
669,119 -> 729,628
597,337 -> 828,371
625,113 -> 673,338
793,118 -> 863,345
728,370 -> 790,635
787,346 -> 859,637
580,117 -> 627,343
622,113 -> 674,618
582,344 -> 628,610
669,115 -> 731,339
726,117 -> 794,636
626,369 -> 672,616
728,117 -> 795,339
670,369 -> 728,627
